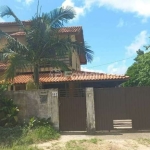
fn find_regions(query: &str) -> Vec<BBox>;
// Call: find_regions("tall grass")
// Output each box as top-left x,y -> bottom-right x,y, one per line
0,124 -> 60,149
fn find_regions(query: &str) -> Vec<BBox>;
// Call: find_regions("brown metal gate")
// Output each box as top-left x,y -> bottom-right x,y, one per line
94,87 -> 150,131
59,88 -> 86,131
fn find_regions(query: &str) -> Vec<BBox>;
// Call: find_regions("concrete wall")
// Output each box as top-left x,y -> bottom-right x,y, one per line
6,89 -> 59,129
6,88 -> 96,132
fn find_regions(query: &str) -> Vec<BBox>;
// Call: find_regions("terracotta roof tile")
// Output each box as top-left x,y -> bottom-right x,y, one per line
12,71 -> 129,84
9,26 -> 82,36
58,26 -> 82,33
0,21 -> 31,26
12,74 -> 32,84
0,63 -> 7,70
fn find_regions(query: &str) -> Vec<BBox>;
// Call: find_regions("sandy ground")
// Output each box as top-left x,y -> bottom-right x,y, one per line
36,132 -> 150,150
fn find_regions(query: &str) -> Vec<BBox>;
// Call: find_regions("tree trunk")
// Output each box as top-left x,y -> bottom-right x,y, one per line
33,64 -> 39,89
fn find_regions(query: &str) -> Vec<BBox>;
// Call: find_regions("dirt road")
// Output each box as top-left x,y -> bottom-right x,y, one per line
36,132 -> 150,150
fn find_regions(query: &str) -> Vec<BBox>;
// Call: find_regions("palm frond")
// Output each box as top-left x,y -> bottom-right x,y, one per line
83,44 -> 94,63
42,6 -> 75,28
5,53 -> 30,80
71,41 -> 94,63
0,5 -> 24,29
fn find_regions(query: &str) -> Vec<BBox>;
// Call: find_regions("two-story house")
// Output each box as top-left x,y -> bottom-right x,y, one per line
0,21 -> 129,91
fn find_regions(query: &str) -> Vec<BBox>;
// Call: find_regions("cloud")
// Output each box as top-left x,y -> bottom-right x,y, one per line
15,0 -> 34,5
107,60 -> 127,75
86,0 -> 150,18
81,66 -> 104,73
62,0 -> 150,20
81,61 -> 127,75
117,18 -> 124,27
0,17 -> 5,22
126,30 -> 148,56
25,0 -> 34,5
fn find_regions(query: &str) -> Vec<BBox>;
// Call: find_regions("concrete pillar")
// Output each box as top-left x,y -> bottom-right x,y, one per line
8,85 -> 11,91
86,87 -> 96,133
13,85 -> 16,91
47,89 -> 59,130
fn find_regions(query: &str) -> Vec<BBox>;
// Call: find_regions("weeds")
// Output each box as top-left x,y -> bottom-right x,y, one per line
65,138 -> 102,150
0,118 -> 60,149
137,138 -> 150,146
66,140 -> 84,150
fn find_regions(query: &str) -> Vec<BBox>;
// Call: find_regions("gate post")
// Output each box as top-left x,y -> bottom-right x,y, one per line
86,87 -> 96,133
47,89 -> 59,130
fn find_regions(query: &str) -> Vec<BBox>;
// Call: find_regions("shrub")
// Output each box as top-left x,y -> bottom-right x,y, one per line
0,84 -> 19,127
28,117 -> 53,129
26,79 -> 37,90
0,117 -> 60,149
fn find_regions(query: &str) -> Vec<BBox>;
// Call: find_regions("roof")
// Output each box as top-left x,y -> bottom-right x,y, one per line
0,21 -> 82,33
11,71 -> 129,84
10,26 -> 82,37
0,63 -> 7,70
58,26 -> 82,33
0,21 -> 31,27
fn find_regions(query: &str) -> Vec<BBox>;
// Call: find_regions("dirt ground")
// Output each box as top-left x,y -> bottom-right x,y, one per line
36,132 -> 150,150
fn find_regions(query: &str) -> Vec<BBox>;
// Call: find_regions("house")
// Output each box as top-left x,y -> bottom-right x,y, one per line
0,21 -> 129,91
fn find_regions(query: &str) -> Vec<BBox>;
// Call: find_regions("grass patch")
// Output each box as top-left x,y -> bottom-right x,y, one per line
65,138 -> 102,150
0,125 -> 60,150
1,145 -> 40,150
88,138 -> 98,144
137,138 -> 150,146
66,140 -> 84,150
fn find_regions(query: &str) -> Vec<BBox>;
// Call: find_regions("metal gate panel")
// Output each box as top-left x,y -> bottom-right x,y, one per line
59,88 -> 86,131
94,87 -> 150,131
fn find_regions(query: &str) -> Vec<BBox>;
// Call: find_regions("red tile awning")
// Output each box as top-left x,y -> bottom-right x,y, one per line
10,26 -> 82,36
11,71 -> 129,84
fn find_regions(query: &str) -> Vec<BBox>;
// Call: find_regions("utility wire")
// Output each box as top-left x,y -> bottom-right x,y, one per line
88,56 -> 135,69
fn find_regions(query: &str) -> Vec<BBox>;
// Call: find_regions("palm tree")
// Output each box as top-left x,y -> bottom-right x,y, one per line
0,5 -> 93,88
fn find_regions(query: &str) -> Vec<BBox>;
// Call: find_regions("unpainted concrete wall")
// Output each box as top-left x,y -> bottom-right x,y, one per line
6,89 -> 59,129
86,87 -> 96,133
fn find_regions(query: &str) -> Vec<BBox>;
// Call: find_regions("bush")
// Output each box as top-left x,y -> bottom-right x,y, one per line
26,79 -> 37,90
0,117 -> 60,149
28,117 -> 53,129
0,84 -> 19,127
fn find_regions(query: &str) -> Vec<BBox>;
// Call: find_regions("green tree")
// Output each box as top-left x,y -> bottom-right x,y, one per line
124,49 -> 150,87
0,5 -> 93,88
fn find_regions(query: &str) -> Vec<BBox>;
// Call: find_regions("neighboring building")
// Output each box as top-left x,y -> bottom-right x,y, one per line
0,21 -> 129,91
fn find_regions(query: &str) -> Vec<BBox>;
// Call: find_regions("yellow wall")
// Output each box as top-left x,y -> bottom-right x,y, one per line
0,26 -> 21,33
72,50 -> 81,71
0,24 -> 30,33
0,38 -> 7,51
17,36 -> 26,45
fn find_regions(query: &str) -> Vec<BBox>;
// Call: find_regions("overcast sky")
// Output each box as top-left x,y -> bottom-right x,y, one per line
0,0 -> 150,75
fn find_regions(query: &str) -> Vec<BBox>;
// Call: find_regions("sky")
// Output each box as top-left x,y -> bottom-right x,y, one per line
0,0 -> 150,75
